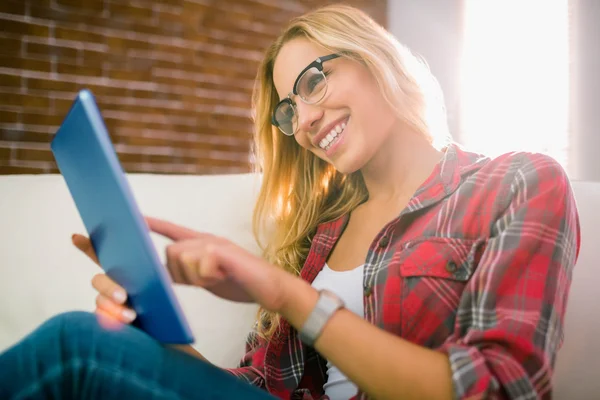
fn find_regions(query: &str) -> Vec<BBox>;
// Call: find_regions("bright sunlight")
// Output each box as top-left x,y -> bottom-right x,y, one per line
460,0 -> 569,167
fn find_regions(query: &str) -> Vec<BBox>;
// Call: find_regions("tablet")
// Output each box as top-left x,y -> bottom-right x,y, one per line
50,89 -> 194,344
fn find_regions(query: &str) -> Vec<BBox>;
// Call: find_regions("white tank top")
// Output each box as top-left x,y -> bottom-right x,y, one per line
311,263 -> 364,400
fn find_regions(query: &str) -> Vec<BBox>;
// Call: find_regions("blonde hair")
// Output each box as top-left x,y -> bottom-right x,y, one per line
251,4 -> 451,340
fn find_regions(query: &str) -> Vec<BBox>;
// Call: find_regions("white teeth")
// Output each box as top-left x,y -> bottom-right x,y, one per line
318,120 -> 348,151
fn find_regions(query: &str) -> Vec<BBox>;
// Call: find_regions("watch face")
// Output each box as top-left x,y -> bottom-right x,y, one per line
299,289 -> 346,346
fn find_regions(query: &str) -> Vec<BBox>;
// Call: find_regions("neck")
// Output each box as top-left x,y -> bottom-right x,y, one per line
360,128 -> 445,205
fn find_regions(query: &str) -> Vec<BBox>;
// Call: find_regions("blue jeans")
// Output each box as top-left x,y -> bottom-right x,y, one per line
0,311 -> 276,399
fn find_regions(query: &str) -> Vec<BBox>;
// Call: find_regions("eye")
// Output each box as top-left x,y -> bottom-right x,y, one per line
306,74 -> 324,93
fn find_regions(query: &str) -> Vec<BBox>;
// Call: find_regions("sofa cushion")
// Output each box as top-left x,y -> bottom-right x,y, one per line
0,173 -> 261,368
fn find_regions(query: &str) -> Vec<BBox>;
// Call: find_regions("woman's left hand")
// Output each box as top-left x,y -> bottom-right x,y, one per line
146,216 -> 290,313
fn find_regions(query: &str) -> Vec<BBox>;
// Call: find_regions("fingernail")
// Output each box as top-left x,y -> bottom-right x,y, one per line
113,291 -> 127,303
122,309 -> 136,322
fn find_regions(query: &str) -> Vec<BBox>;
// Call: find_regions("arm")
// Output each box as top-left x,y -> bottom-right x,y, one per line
279,154 -> 580,399
281,276 -> 454,399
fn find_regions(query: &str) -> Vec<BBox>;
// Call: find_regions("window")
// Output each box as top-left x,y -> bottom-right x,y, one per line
460,0 -> 570,168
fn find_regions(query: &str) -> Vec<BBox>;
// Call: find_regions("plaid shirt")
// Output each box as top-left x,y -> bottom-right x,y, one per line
226,144 -> 581,399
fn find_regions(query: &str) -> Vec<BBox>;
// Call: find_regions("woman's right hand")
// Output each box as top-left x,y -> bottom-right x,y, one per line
72,234 -> 137,324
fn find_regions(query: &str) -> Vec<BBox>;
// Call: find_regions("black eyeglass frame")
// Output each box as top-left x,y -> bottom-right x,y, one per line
271,53 -> 341,135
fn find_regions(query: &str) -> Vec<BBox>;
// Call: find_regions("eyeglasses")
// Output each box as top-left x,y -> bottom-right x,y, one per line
271,53 -> 340,136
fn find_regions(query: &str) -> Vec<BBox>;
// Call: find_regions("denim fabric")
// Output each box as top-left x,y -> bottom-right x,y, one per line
0,311 -> 275,400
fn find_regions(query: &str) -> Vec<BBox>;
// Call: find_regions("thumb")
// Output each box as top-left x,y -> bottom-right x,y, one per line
72,234 -> 100,265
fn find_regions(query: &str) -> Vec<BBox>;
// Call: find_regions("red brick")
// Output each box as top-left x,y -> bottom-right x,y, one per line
0,73 -> 22,89
80,48 -> 122,65
26,42 -> 79,60
106,36 -> 153,53
14,147 -> 55,162
1,0 -> 387,175
0,146 -> 11,161
56,61 -> 103,77
30,4 -> 100,23
55,26 -> 105,45
108,2 -> 154,22
21,112 -> 65,126
0,92 -> 51,109
26,77 -> 75,93
0,109 -> 20,123
51,98 -> 81,115
115,20 -> 151,35
106,69 -> 152,81
1,19 -> 50,37
153,0 -> 184,9
55,0 -> 104,13
0,0 -> 26,16
0,36 -> 22,55
0,165 -> 49,174
153,11 -> 187,35
0,54 -> 52,73
0,159 -> 57,172
121,135 -> 249,153
124,88 -> 181,101
29,5 -> 65,21
0,128 -> 46,142
65,84 -> 122,98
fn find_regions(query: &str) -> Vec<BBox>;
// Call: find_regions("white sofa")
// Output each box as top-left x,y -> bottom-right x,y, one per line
0,173 -> 598,399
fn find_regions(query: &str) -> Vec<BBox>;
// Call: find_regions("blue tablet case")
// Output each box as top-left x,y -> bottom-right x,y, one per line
50,89 -> 194,344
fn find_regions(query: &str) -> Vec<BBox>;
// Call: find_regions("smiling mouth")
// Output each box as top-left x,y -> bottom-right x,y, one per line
318,120 -> 347,151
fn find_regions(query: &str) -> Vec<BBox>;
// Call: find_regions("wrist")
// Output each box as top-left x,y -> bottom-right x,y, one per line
277,274 -> 319,329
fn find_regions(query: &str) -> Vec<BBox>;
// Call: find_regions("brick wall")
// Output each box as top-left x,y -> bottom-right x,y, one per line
0,0 -> 386,175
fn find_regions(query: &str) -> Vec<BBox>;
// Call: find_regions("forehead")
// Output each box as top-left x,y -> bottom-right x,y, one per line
272,38 -> 330,99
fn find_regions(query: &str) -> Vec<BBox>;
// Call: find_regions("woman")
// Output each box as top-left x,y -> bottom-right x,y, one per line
0,5 -> 580,400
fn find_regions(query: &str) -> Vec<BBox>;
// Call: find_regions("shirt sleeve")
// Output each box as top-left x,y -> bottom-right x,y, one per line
223,322 -> 268,389
437,153 -> 581,399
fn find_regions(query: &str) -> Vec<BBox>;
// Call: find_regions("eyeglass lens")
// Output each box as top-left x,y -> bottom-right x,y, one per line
274,68 -> 328,135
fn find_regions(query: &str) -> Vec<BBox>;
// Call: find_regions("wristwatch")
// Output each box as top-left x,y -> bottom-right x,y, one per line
299,289 -> 345,347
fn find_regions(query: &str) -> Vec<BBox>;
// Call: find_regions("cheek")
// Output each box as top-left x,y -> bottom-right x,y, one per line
353,84 -> 397,135
294,133 -> 313,151
334,69 -> 394,126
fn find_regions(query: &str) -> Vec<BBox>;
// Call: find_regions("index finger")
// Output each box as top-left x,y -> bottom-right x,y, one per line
144,216 -> 199,242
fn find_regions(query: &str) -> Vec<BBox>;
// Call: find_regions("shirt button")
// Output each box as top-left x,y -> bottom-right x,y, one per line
378,236 -> 389,248
446,261 -> 458,273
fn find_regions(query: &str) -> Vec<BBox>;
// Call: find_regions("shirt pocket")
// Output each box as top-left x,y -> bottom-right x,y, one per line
398,237 -> 485,347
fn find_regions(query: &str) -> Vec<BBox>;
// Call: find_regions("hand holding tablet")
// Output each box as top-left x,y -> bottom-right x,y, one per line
51,89 -> 194,344
52,89 -> 292,346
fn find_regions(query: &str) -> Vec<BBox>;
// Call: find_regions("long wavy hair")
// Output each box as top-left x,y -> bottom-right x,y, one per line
251,4 -> 451,340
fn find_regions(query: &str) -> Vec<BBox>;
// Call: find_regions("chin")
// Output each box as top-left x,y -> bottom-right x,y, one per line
330,156 -> 364,175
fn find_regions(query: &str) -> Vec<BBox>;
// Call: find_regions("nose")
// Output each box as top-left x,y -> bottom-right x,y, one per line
295,100 -> 324,135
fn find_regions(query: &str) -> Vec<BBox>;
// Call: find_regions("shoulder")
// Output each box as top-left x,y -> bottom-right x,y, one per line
478,152 -> 577,234
489,151 -> 570,193
453,147 -> 575,223
460,146 -> 570,193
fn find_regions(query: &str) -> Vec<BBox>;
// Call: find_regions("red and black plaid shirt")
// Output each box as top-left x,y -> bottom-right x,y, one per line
226,144 -> 581,399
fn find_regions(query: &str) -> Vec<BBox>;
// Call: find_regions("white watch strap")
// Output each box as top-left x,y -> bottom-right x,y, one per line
299,289 -> 345,347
